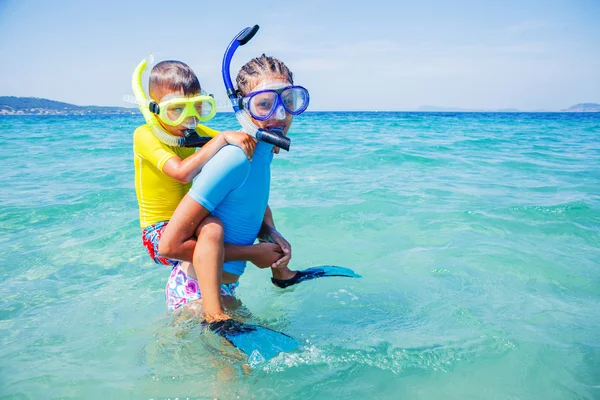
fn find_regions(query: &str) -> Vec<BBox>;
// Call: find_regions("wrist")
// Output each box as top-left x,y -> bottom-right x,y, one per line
217,134 -> 228,147
246,245 -> 258,263
259,224 -> 275,240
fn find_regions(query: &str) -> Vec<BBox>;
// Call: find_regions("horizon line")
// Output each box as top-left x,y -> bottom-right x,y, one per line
2,96 -> 599,113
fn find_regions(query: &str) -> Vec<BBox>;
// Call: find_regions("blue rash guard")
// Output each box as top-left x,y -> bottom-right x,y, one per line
187,141 -> 274,276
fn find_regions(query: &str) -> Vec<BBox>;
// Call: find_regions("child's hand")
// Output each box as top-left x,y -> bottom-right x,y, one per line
250,243 -> 284,269
222,131 -> 257,161
268,229 -> 292,269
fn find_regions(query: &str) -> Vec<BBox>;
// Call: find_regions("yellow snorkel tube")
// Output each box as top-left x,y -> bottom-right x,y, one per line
132,57 -> 217,147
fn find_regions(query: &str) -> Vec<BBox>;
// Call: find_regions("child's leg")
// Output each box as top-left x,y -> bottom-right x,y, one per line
141,221 -> 181,267
192,215 -> 229,322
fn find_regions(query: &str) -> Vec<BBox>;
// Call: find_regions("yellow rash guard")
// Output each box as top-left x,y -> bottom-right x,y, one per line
133,124 -> 219,228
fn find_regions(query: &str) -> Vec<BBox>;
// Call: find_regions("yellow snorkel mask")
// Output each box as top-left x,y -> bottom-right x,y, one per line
149,92 -> 216,126
131,57 -> 218,147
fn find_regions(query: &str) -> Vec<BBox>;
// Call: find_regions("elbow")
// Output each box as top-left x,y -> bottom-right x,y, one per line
179,174 -> 193,184
173,172 -> 191,184
167,167 -> 192,184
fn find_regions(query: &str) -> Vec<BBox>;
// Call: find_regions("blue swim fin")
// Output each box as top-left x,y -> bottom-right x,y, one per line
207,319 -> 299,365
271,265 -> 362,288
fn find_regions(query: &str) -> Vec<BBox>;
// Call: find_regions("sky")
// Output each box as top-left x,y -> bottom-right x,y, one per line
0,0 -> 598,111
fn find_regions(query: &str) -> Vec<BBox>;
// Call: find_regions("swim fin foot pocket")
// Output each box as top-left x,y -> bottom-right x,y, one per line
206,319 -> 299,364
271,265 -> 362,289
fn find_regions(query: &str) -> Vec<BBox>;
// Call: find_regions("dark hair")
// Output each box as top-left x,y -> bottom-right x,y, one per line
236,54 -> 294,96
149,60 -> 200,99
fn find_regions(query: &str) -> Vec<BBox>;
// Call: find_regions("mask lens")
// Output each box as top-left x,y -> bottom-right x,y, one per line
197,100 -> 214,119
249,91 -> 277,118
166,103 -> 186,123
282,87 -> 309,114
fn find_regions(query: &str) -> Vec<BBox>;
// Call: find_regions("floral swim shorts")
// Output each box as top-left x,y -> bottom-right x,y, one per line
166,262 -> 239,311
141,221 -> 179,267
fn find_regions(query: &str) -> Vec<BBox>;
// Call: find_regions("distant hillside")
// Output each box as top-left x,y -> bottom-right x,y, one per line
0,96 -> 137,115
417,105 -> 520,112
561,103 -> 600,112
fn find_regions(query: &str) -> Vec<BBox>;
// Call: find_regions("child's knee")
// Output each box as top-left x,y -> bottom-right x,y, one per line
204,215 -> 223,227
197,216 -> 224,242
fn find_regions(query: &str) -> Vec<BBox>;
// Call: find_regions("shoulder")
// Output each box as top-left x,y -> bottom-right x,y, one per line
200,145 -> 250,179
133,124 -> 151,138
133,124 -> 155,146
133,124 -> 175,154
215,144 -> 249,164
189,145 -> 250,202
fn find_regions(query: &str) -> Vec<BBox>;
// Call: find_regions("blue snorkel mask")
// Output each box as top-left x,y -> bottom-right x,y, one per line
222,25 -> 294,151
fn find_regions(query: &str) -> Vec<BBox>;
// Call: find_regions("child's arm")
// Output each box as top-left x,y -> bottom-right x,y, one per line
222,205 -> 289,268
225,242 -> 284,268
162,131 -> 256,184
258,205 -> 292,268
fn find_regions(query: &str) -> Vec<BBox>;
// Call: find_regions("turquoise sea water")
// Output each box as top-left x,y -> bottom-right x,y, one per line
1,112 -> 599,399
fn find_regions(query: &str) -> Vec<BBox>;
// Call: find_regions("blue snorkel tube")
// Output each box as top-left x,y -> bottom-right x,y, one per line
222,25 -> 292,151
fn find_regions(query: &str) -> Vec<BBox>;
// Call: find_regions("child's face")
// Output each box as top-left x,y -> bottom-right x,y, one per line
152,87 -> 200,137
246,75 -> 294,138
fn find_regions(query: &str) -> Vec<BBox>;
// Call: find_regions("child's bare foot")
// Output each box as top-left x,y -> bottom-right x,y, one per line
205,312 -> 231,323
271,265 -> 297,280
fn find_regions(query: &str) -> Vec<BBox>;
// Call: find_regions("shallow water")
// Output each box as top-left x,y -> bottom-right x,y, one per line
1,112 -> 599,399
